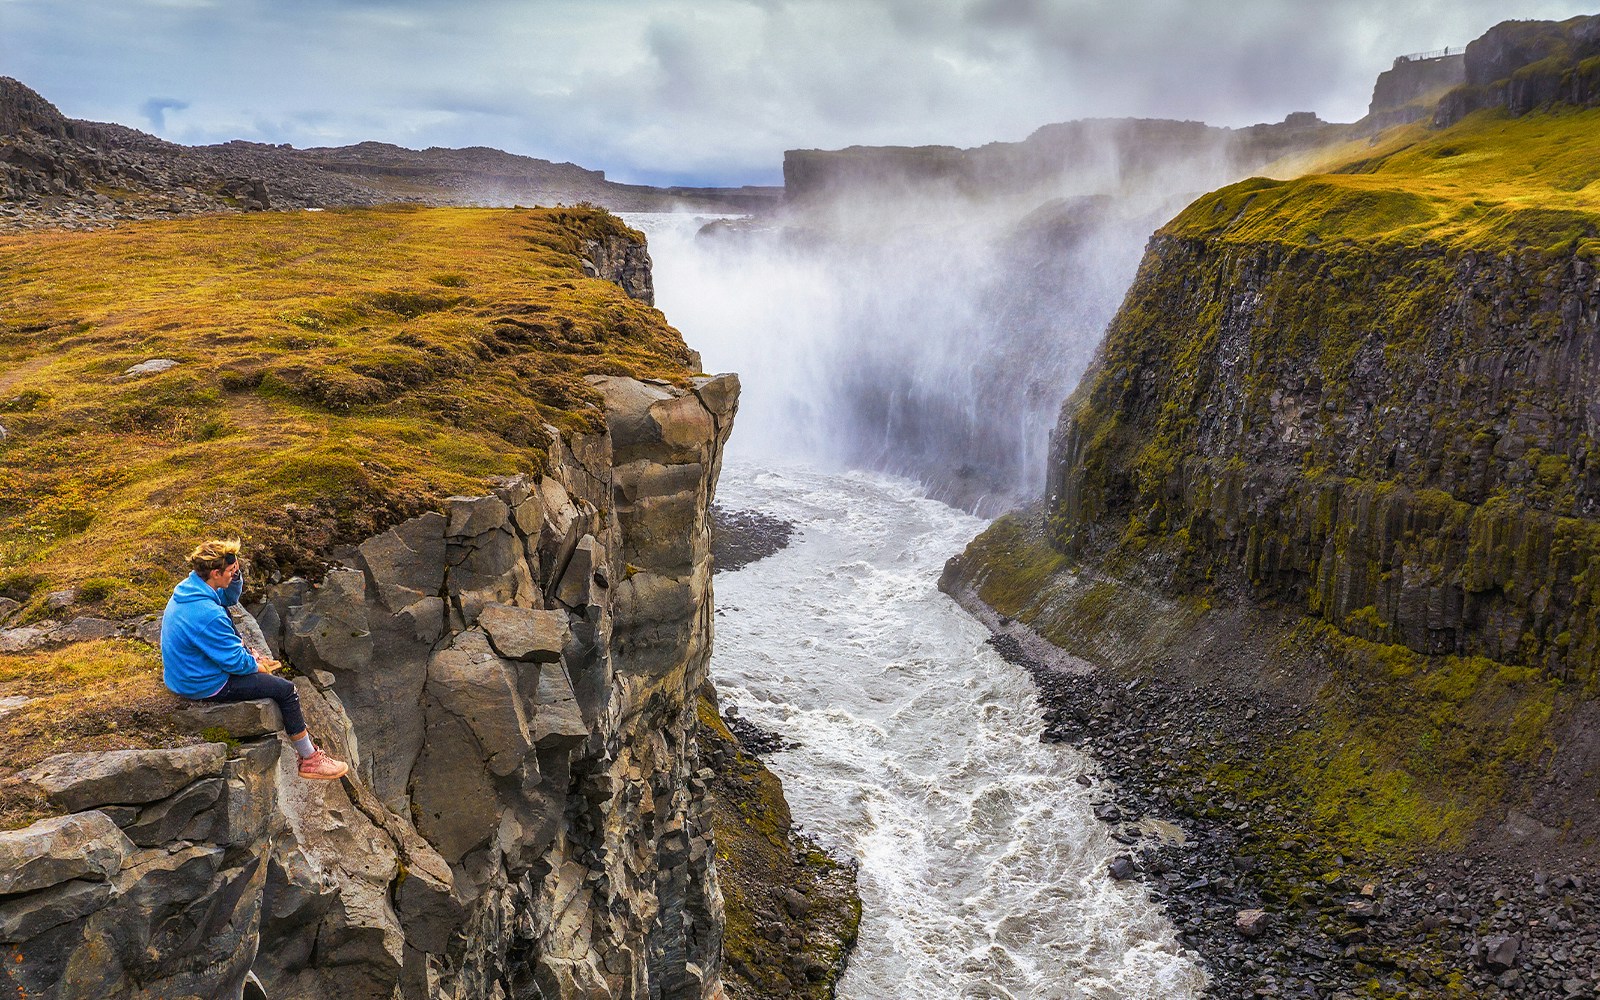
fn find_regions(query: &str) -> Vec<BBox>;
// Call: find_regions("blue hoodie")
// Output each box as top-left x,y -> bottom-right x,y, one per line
161,570 -> 255,699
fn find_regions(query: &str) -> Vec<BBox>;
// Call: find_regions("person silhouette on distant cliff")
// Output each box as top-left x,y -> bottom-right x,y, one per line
160,539 -> 349,780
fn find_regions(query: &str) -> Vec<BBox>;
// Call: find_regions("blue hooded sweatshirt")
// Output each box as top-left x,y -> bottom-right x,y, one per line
161,570 -> 255,699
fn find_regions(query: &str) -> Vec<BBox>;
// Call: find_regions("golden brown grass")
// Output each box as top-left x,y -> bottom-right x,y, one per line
0,205 -> 695,619
1168,107 -> 1600,253
0,639 -> 191,828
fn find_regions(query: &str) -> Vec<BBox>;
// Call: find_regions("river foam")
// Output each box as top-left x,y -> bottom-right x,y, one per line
709,463 -> 1205,999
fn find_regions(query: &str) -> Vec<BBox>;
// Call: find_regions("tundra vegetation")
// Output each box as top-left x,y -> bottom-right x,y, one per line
0,206 -> 699,827
0,206 -> 698,620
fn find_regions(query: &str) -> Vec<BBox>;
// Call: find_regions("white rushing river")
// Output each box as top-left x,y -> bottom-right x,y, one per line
625,211 -> 1205,998
708,463 -> 1205,999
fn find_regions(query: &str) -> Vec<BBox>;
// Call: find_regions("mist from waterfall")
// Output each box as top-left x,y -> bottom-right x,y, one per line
627,203 -> 1133,515
624,115 -> 1324,515
629,122 -> 1294,513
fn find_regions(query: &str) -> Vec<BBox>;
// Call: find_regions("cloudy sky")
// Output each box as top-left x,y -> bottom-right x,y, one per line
2,0 -> 1594,186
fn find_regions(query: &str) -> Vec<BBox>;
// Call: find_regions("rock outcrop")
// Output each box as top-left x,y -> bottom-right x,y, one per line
582,235 -> 656,307
1367,52 -> 1465,128
1434,14 -> 1600,125
1,373 -> 741,1000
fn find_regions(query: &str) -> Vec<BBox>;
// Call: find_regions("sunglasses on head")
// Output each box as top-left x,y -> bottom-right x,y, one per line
223,553 -> 238,566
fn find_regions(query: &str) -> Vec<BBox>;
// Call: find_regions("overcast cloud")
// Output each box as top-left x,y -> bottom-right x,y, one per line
1,0 -> 1593,185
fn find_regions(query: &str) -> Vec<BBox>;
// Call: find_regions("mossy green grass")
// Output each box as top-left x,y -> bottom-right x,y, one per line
0,206 -> 696,619
952,513 -> 1564,862
1169,107 -> 1600,253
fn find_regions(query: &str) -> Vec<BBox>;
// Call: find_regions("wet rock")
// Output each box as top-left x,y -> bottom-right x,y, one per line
1236,909 -> 1270,939
1108,855 -> 1138,880
724,712 -> 793,755
709,505 -> 795,573
1093,801 -> 1123,822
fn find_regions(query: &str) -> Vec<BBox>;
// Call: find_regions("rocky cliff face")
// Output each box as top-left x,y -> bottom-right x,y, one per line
1,373 -> 740,1000
1049,234 -> 1600,681
1434,14 -> 1600,125
1367,53 -> 1465,128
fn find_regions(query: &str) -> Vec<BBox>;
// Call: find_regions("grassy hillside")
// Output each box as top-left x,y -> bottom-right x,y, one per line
1168,107 -> 1600,253
0,206 -> 696,620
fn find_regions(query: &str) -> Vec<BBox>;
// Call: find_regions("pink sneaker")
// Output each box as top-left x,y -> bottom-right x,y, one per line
298,749 -> 349,781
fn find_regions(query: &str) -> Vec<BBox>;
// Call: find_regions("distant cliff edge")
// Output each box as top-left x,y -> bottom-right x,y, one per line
0,77 -> 781,232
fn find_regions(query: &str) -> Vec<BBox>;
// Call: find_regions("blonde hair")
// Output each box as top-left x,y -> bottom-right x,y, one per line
188,539 -> 242,576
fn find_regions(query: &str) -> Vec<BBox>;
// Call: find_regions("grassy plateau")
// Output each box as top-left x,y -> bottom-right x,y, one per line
0,205 -> 696,826
0,205 -> 696,618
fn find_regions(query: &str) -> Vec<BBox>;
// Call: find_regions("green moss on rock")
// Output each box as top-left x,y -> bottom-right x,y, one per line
697,694 -> 860,1000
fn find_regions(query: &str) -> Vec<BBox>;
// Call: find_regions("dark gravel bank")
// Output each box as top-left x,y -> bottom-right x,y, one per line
984,632 -> 1600,999
710,504 -> 796,574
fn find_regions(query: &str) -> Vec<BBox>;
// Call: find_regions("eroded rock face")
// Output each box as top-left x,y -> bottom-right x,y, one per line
1050,235 -> 1600,682
583,234 -> 656,306
2,374 -> 739,1000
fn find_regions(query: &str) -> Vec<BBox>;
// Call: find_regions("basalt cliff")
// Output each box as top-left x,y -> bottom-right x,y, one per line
0,207 -> 850,999
945,14 -> 1600,998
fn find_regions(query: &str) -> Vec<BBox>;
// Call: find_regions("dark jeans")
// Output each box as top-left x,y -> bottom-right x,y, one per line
203,671 -> 306,736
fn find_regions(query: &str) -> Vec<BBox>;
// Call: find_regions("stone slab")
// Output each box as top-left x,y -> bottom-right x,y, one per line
20,743 -> 227,812
0,878 -> 113,943
0,811 -> 133,895
170,699 -> 282,738
479,603 -> 569,662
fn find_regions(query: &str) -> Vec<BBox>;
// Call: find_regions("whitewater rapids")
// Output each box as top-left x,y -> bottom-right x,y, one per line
708,463 -> 1205,1000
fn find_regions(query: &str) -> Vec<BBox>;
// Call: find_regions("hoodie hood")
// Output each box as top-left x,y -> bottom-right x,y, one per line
171,571 -> 223,605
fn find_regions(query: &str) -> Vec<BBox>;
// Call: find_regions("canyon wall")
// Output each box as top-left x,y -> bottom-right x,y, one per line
1048,235 -> 1600,681
2,372 -> 740,1000
944,14 -> 1600,866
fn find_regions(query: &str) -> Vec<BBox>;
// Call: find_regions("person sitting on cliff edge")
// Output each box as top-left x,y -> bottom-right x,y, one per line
160,539 -> 349,781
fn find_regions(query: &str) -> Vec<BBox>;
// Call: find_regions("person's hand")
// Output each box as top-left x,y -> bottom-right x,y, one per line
255,655 -> 281,674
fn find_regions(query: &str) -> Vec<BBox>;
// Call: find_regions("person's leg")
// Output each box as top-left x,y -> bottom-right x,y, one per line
201,672 -> 348,781
203,671 -> 307,738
